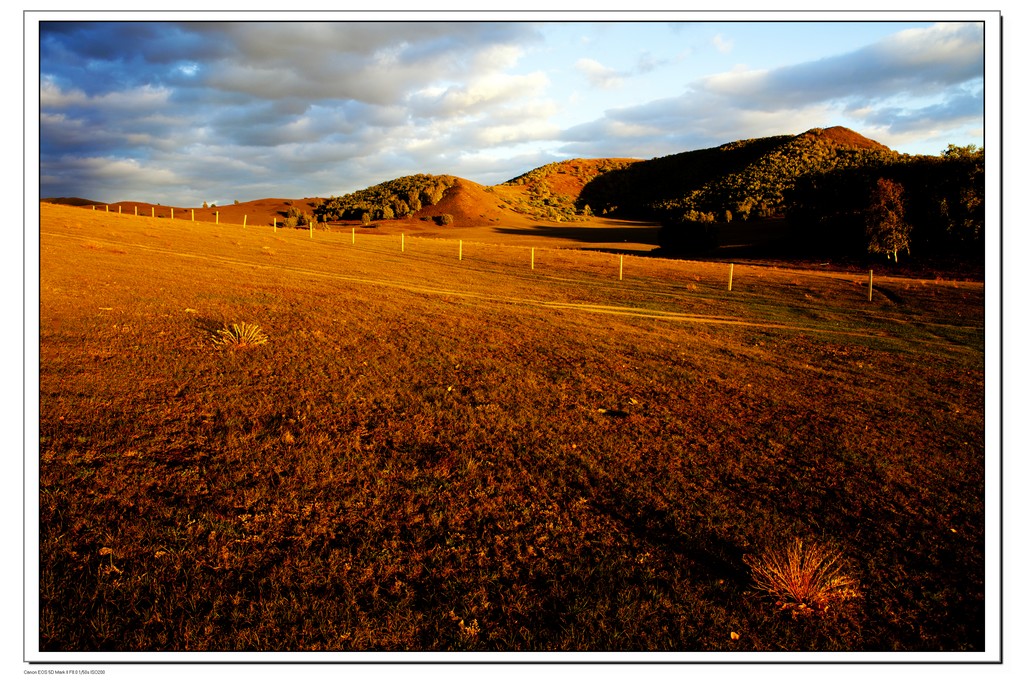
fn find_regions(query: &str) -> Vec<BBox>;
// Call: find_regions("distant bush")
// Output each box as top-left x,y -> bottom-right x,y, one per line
283,206 -> 309,228
435,214 -> 454,226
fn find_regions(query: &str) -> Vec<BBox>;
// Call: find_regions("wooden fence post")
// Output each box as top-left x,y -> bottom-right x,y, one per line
619,254 -> 623,281
170,208 -> 174,220
134,206 -> 138,217
192,209 -> 195,222
531,247 -> 535,270
869,270 -> 874,302
459,240 -> 463,261
151,207 -> 154,218
243,215 -> 247,228
728,263 -> 734,292
215,211 -> 219,224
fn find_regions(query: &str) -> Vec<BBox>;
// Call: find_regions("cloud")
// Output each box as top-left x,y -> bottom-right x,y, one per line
409,71 -> 550,118
37,20 -> 986,204
557,22 -> 984,158
575,58 -> 625,89
700,22 -> 983,107
38,21 -> 553,202
575,52 -> 670,90
712,33 -> 734,54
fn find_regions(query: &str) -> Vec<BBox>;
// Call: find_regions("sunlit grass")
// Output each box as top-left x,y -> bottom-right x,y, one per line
37,203 -> 986,652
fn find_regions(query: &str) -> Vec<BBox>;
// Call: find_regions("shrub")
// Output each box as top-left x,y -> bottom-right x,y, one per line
744,538 -> 860,615
212,323 -> 268,348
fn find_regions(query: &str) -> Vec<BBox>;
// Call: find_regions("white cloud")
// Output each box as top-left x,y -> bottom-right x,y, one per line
410,71 -> 550,118
712,33 -> 734,54
40,78 -> 87,107
575,58 -> 625,89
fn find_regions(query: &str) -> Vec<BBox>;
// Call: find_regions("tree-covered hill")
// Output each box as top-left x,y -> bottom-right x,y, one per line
579,127 -> 898,223
498,158 -> 638,222
312,174 -> 460,223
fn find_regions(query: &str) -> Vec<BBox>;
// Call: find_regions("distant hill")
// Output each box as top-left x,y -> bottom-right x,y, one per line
80,126 -> 982,263
578,127 -> 898,222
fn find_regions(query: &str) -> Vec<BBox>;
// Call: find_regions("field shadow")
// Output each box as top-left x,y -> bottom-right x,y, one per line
570,461 -> 749,586
493,223 -> 662,247
191,315 -> 227,337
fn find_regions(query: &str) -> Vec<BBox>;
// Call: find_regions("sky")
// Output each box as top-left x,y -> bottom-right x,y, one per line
34,14 -> 990,206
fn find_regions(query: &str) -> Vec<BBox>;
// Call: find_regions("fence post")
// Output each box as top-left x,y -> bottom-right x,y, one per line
170,208 -> 174,220
243,215 -> 247,228
151,207 -> 154,218
134,206 -> 138,217
531,247 -> 535,270
728,263 -> 734,292
273,217 -> 277,233
459,240 -> 463,261
192,209 -> 195,222
118,206 -> 122,215
619,254 -> 623,281
310,221 -> 313,239
105,205 -> 109,213
352,227 -> 355,245
868,270 -> 874,302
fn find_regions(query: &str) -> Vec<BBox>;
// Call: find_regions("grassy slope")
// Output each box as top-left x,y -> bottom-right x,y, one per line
38,203 -> 985,652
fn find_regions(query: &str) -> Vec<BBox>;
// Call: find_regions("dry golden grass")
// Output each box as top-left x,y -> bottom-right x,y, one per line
36,202 -> 986,652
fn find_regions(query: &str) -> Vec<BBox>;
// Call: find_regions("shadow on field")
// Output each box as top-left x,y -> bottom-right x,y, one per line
600,495 -> 749,584
493,223 -> 662,246
572,462 -> 749,585
191,315 -> 228,337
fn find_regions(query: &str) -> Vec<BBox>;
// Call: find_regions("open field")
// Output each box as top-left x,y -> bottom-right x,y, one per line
37,202 -> 986,652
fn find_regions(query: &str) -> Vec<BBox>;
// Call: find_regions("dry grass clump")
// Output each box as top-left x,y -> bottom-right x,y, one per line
212,322 -> 268,348
744,538 -> 860,616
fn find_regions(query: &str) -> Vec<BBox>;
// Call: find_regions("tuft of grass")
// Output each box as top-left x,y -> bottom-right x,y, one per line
744,538 -> 860,615
211,322 -> 268,348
